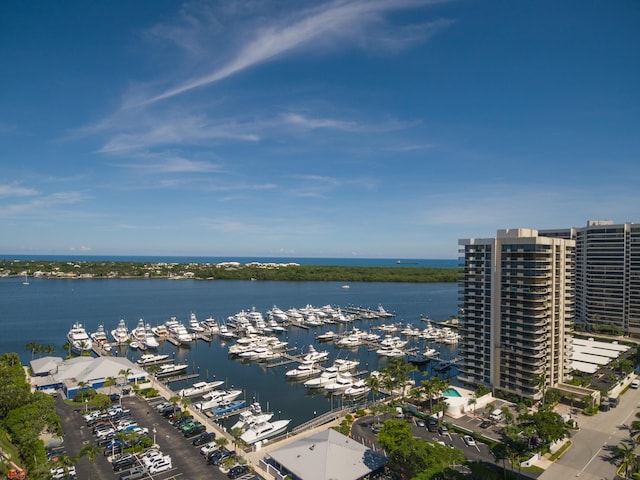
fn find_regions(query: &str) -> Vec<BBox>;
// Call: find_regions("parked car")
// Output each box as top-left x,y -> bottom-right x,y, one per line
479,420 -> 492,429
228,465 -> 250,478
184,424 -> 206,438
192,431 -> 216,446
415,419 -> 425,427
208,449 -> 235,466
119,466 -> 148,480
148,457 -> 172,474
437,425 -> 449,435
463,435 -> 476,447
112,454 -> 137,471
200,442 -> 218,455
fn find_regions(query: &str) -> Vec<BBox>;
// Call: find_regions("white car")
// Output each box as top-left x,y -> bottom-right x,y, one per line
148,457 -> 172,474
96,427 -> 115,438
200,442 -> 218,455
463,435 -> 476,447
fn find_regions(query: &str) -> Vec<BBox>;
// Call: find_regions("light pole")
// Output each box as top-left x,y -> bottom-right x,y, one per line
153,427 -> 157,446
84,398 -> 88,413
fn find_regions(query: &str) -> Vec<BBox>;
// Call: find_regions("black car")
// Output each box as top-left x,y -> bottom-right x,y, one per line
210,450 -> 235,466
207,449 -> 229,465
192,432 -> 216,446
112,454 -> 137,471
479,420 -> 492,429
184,424 -> 206,438
227,465 -> 250,479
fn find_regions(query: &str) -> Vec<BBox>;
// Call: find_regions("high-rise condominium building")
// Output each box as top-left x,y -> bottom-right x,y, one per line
540,220 -> 640,336
458,228 -> 575,400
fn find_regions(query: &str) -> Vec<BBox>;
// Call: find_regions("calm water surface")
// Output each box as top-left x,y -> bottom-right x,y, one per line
1,278 -> 459,428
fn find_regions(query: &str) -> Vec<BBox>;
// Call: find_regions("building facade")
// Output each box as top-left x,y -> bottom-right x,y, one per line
458,228 -> 575,401
540,220 -> 640,336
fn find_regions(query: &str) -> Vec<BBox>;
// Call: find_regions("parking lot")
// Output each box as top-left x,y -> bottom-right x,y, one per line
56,394 -> 259,480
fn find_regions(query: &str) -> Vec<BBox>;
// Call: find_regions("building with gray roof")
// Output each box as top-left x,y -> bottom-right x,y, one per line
263,429 -> 387,480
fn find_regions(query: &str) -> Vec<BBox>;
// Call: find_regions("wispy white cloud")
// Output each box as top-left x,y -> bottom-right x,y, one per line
138,0 -> 452,105
112,154 -> 222,174
0,183 -> 38,197
0,191 -> 88,218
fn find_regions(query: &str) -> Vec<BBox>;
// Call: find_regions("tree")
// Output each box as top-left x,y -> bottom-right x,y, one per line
104,376 -> 117,396
365,373 -> 382,402
467,395 -> 477,416
62,342 -> 73,359
169,395 -> 181,416
25,341 -> 39,361
118,368 -> 133,388
612,442 -> 638,479
79,443 -> 101,480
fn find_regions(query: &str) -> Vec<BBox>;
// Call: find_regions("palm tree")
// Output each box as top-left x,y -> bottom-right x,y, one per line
25,341 -> 39,360
79,443 -> 101,479
365,374 -> 382,402
169,395 -> 181,416
118,368 -> 133,388
62,342 -> 73,359
613,442 -> 637,479
104,376 -> 117,396
44,344 -> 56,356
467,395 -> 477,416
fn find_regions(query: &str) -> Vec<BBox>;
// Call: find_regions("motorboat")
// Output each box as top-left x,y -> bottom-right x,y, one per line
195,389 -> 243,411
331,358 -> 359,371
188,312 -> 205,333
230,402 -> 274,432
303,367 -> 339,388
210,399 -> 246,417
151,324 -> 169,338
137,353 -> 169,366
143,323 -> 159,349
316,331 -> 336,342
155,363 -> 188,377
217,324 -> 237,340
301,345 -> 329,363
90,324 -> 111,352
165,318 -> 193,344
240,418 -> 291,445
177,380 -> 224,398
285,362 -> 321,380
324,372 -> 355,393
131,318 -> 147,345
376,346 -> 406,358
343,379 -> 371,398
67,322 -> 92,354
111,318 -> 130,345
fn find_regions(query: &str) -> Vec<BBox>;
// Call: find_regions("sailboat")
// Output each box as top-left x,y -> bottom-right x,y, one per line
23,273 -> 29,286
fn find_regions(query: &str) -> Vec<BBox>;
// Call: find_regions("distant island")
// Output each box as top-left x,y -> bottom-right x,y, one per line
1,259 -> 459,283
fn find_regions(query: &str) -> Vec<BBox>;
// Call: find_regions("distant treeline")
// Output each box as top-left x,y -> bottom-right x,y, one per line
1,260 -> 460,283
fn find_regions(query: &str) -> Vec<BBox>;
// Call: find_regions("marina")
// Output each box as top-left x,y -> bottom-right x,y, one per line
1,277 -> 459,430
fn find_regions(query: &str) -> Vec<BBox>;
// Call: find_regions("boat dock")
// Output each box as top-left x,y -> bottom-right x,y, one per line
161,373 -> 200,384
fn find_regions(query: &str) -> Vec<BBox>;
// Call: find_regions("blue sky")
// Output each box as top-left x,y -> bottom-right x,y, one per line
1,1 -> 638,259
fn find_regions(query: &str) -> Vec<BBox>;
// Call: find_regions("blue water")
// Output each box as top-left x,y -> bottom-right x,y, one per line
0,277 -> 459,428
1,254 -> 458,268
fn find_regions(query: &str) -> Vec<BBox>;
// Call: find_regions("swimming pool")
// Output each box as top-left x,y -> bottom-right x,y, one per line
443,388 -> 462,397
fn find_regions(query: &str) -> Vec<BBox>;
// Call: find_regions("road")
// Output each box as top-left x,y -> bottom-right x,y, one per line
539,386 -> 640,480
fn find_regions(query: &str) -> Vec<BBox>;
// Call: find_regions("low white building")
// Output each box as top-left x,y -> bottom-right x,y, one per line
30,355 -> 146,399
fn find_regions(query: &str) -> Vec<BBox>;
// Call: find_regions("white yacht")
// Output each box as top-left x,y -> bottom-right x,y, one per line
90,324 -> 111,352
67,322 -> 92,354
188,312 -> 205,333
301,345 -> 329,363
303,367 -> 339,388
137,353 -> 169,366
230,402 -> 274,432
343,379 -> 371,398
178,380 -> 224,398
165,318 -> 193,344
195,389 -> 243,411
285,362 -> 321,379
111,319 -> 130,345
240,418 -> 291,444
131,318 -> 147,344
143,323 -> 160,349
151,324 -> 169,339
324,372 -> 355,393
155,363 -> 188,377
